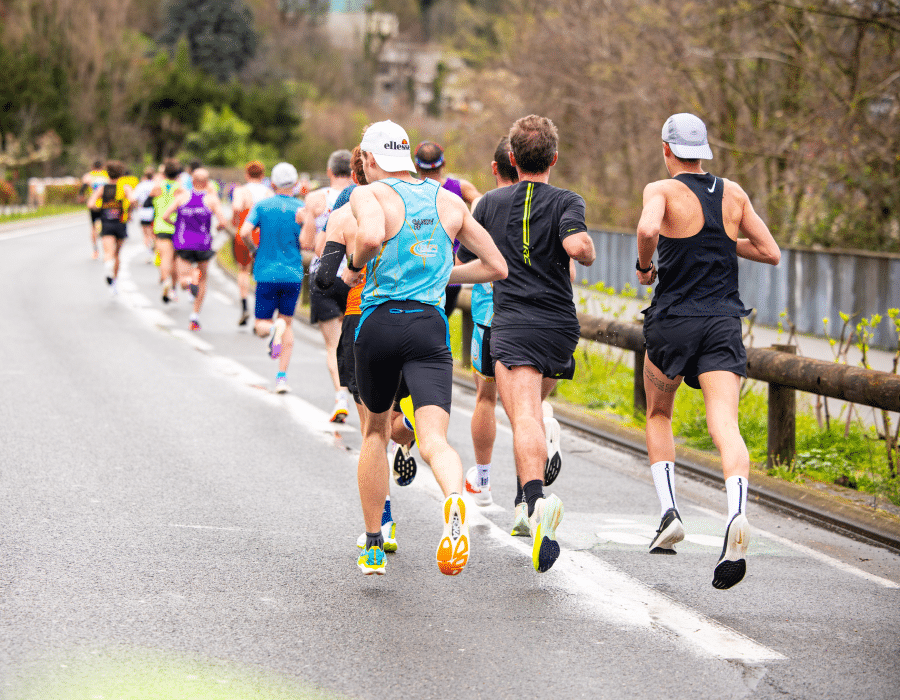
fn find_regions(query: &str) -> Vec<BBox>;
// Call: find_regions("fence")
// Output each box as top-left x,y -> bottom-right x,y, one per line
575,228 -> 900,349
455,289 -> 900,469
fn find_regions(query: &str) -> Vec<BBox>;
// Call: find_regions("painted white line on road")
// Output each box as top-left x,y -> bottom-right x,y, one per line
0,218 -> 85,241
206,356 -> 268,387
212,291 -> 233,305
691,505 -> 899,588
170,329 -> 214,352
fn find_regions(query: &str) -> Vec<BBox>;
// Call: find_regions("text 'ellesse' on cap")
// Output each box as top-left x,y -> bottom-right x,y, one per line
360,120 -> 417,174
662,113 -> 714,160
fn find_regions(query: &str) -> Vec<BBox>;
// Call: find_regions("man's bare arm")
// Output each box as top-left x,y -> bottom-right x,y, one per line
562,231 -> 595,266
735,186 -> 781,265
449,204 -> 508,284
348,186 -> 387,268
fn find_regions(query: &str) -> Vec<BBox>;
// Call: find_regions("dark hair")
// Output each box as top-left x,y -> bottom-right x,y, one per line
143,167 -> 155,179
351,146 -> 367,185
163,158 -> 182,180
245,161 -> 265,179
189,159 -> 202,172
508,115 -> 558,174
493,137 -> 518,183
414,141 -> 445,171
327,150 -> 352,178
105,160 -> 125,180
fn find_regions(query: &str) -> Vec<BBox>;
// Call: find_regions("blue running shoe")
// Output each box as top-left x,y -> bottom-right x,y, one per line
357,545 -> 385,575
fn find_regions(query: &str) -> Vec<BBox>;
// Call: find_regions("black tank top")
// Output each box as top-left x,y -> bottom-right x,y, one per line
647,172 -> 749,319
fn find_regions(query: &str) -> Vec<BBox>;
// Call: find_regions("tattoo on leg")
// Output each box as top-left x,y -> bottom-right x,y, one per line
645,366 -> 679,393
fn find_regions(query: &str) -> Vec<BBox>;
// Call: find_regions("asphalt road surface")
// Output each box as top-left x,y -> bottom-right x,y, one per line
1,214 -> 898,700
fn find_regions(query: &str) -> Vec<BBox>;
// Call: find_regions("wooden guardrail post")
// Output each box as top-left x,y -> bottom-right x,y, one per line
633,349 -> 647,418
767,344 -> 797,469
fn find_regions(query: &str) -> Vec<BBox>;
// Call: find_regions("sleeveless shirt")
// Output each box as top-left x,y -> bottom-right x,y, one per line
647,172 -> 750,319
173,191 -> 213,251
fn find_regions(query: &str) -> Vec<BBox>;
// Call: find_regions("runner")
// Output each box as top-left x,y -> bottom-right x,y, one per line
457,137 -> 518,507
161,168 -> 231,331
414,141 -> 482,318
637,113 -> 781,589
131,167 -> 158,262
231,161 -> 274,326
151,159 -> 184,303
475,115 -> 595,573
87,160 -> 132,293
80,160 -> 108,259
238,162 -> 305,394
299,149 -> 354,423
315,145 -> 419,557
346,120 -> 507,576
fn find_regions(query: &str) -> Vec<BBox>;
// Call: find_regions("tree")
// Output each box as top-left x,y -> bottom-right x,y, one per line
160,0 -> 257,81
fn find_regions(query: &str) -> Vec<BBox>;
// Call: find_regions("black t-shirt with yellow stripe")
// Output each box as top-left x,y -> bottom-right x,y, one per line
471,180 -> 585,329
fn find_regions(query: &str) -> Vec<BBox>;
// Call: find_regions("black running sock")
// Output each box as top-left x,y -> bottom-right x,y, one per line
523,479 -> 544,517
514,477 -> 524,508
365,531 -> 384,550
241,298 -> 248,312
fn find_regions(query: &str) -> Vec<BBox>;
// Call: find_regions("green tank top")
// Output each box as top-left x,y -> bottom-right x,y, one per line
153,179 -> 181,234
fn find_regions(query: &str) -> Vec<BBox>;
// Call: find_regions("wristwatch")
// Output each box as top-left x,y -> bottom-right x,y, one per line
636,258 -> 653,273
347,254 -> 363,273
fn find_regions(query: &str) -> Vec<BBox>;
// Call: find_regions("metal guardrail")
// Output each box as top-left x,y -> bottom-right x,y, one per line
455,288 -> 900,469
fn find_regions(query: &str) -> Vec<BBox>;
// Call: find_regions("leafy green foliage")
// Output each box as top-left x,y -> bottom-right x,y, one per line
181,105 -> 279,167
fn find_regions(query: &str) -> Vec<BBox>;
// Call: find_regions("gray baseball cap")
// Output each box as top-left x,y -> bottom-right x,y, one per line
662,113 -> 713,160
271,162 -> 299,188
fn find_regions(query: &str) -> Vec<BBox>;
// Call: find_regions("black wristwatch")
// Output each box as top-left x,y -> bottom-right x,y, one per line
636,258 -> 654,273
347,254 -> 363,273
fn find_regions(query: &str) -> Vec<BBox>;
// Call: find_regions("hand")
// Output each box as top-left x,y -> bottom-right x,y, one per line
636,265 -> 657,286
341,267 -> 361,287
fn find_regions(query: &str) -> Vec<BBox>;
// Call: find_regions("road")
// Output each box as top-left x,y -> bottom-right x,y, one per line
1,214 -> 898,700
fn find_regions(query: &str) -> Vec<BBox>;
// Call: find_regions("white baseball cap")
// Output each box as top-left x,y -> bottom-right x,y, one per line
271,162 -> 299,188
662,113 -> 713,160
360,120 -> 417,173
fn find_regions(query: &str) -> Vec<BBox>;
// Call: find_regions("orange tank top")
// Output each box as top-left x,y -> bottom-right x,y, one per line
345,268 -> 366,316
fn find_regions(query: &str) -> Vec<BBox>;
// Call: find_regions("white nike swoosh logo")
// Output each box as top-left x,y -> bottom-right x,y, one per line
707,178 -> 717,193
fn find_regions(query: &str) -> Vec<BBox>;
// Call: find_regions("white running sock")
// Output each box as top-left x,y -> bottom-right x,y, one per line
650,461 -> 677,515
725,475 -> 749,520
476,463 -> 490,487
190,312 -> 199,322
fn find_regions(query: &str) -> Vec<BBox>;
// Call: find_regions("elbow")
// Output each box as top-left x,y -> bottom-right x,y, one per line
495,259 -> 509,280
767,246 -> 782,266
636,224 -> 659,244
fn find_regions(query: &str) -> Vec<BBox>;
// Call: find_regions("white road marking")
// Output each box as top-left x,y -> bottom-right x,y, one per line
0,217 -> 84,241
692,505 -> 899,588
212,291 -> 232,305
170,329 -> 214,352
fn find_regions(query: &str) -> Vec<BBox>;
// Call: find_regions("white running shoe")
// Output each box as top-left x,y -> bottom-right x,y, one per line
649,508 -> 685,554
330,394 -> 349,423
543,401 -> 562,486
436,494 -> 469,576
464,466 -> 492,507
529,494 -> 564,573
510,502 -> 531,537
275,376 -> 290,394
268,318 -> 286,359
356,521 -> 397,553
712,513 -> 750,590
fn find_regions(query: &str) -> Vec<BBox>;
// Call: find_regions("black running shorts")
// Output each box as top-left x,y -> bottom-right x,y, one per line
491,325 -> 579,380
643,313 -> 746,389
354,301 -> 452,414
175,248 -> 215,263
337,314 -> 361,403
100,222 -> 127,239
471,323 -> 494,379
310,278 -> 350,324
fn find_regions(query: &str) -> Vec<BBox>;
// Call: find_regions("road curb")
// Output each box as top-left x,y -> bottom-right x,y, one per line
451,367 -> 900,553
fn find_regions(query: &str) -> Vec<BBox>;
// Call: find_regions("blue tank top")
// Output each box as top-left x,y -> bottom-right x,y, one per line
174,191 -> 212,250
471,283 -> 493,327
360,178 -> 453,313
647,172 -> 750,319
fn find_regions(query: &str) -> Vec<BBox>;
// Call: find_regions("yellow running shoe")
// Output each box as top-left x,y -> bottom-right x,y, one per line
357,546 -> 386,575
398,395 -> 417,443
436,494 -> 469,576
529,494 -> 563,573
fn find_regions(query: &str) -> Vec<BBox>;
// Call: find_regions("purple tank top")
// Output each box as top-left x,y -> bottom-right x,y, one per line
174,191 -> 212,250
441,178 -> 463,286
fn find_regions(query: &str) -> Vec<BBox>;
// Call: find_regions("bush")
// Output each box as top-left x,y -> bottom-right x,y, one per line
0,181 -> 18,205
44,184 -> 81,205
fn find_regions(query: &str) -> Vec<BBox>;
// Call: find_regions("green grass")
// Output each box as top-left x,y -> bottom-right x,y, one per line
449,318 -> 900,507
0,204 -> 82,223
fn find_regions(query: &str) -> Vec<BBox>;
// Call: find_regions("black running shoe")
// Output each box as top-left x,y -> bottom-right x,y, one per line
713,513 -> 750,590
649,507 -> 685,554
392,442 -> 417,486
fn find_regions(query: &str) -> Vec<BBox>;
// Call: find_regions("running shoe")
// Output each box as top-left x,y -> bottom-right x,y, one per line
543,401 -> 562,486
391,442 -> 417,487
436,494 -> 469,576
464,466 -> 492,507
357,545 -> 386,575
161,282 -> 172,304
649,507 -> 685,554
529,494 -> 564,573
238,309 -> 250,326
330,395 -> 349,423
510,502 -> 531,537
267,318 -> 286,359
275,376 -> 290,394
356,521 -> 398,553
189,319 -> 201,332
712,513 -> 750,590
